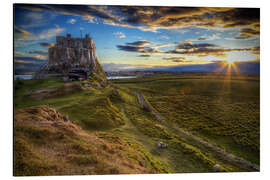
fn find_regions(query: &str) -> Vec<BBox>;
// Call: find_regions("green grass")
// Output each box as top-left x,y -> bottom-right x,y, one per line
113,73 -> 260,165
14,73 -> 260,174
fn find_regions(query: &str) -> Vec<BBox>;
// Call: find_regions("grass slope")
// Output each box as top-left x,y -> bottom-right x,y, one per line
14,73 -> 260,175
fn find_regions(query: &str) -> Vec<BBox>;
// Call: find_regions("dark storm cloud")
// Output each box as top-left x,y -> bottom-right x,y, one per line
251,46 -> 260,54
117,40 -> 255,58
126,40 -> 153,47
218,8 -> 260,28
162,41 -> 255,57
117,40 -> 173,55
117,45 -> 144,52
240,28 -> 260,37
177,42 -> 217,50
16,4 -> 123,25
138,54 -> 151,57
117,40 -> 153,52
15,4 -> 260,31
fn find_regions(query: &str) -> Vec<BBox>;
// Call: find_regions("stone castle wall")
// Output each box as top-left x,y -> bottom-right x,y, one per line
55,34 -> 93,49
47,34 -> 97,73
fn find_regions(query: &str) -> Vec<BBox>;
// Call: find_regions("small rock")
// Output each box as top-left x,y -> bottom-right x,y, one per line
157,142 -> 168,148
63,115 -> 69,122
83,83 -> 89,87
100,82 -> 107,87
62,76 -> 69,82
213,164 -> 220,172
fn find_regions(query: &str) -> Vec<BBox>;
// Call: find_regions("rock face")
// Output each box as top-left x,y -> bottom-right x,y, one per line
35,34 -> 106,81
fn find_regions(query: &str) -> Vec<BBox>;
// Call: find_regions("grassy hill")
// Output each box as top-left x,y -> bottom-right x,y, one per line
13,73 -> 260,175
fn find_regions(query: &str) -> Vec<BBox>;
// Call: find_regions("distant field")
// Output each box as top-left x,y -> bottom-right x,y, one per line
112,73 -> 260,164
14,73 -> 260,175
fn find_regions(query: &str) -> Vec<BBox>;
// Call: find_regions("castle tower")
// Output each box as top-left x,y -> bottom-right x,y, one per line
44,34 -> 105,76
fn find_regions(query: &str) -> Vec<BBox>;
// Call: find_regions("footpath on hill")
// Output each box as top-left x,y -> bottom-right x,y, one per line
135,91 -> 259,172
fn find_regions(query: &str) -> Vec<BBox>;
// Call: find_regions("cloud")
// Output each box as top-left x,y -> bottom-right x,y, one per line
14,9 -> 50,29
117,40 -> 153,52
14,25 -> 64,48
14,51 -> 26,57
163,57 -> 187,62
162,41 -> 258,58
16,4 -> 259,32
196,38 -> 207,41
177,42 -> 218,50
113,32 -> 126,39
226,26 -> 260,40
138,54 -> 151,58
15,25 -> 64,41
235,27 -> 260,40
117,45 -> 145,52
15,54 -> 47,61
67,18 -> 76,24
38,25 -> 65,40
14,26 -> 33,40
39,42 -> 55,47
193,34 -> 221,41
14,59 -> 38,64
117,40 -> 174,56
126,40 -> 154,47
159,35 -> 170,40
29,50 -> 48,56
167,46 -> 252,57
117,39 -> 258,59
251,46 -> 260,54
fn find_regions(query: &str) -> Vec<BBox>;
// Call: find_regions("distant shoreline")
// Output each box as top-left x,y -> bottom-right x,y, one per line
14,74 -> 137,80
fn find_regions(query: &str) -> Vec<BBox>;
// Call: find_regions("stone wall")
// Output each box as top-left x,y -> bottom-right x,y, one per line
56,34 -> 92,49
47,34 -> 96,73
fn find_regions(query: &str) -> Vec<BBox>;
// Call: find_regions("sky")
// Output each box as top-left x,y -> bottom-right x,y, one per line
14,4 -> 260,74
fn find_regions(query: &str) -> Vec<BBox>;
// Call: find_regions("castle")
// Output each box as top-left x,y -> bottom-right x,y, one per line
55,34 -> 93,49
35,34 -> 106,81
47,34 -> 97,73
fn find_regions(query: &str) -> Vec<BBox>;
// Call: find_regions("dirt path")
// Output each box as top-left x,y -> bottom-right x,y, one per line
135,91 -> 259,171
135,91 -> 165,120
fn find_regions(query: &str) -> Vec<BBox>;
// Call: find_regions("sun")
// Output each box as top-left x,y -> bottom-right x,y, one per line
226,58 -> 235,65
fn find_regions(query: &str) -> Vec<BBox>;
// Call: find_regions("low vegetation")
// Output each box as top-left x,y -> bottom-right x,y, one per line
14,73 -> 260,175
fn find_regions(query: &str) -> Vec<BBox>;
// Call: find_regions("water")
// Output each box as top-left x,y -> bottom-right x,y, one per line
14,75 -> 137,80
14,75 -> 33,80
106,76 -> 137,80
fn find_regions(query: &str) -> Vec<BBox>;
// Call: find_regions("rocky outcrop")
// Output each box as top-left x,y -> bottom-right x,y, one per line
35,34 -> 106,82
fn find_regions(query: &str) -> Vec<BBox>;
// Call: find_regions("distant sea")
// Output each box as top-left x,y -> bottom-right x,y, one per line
106,76 -> 137,80
14,75 -> 137,80
14,75 -> 33,80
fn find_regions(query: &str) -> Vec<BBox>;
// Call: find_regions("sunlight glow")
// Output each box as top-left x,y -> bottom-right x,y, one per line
226,58 -> 235,65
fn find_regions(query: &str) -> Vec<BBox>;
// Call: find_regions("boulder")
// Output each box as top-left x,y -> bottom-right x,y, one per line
157,142 -> 168,148
63,115 -> 69,122
213,164 -> 220,172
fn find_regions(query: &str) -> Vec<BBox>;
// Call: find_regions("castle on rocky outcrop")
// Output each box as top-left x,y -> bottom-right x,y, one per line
35,34 -> 106,81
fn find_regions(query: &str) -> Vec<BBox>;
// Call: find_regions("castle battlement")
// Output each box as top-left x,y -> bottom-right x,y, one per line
56,34 -> 94,49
